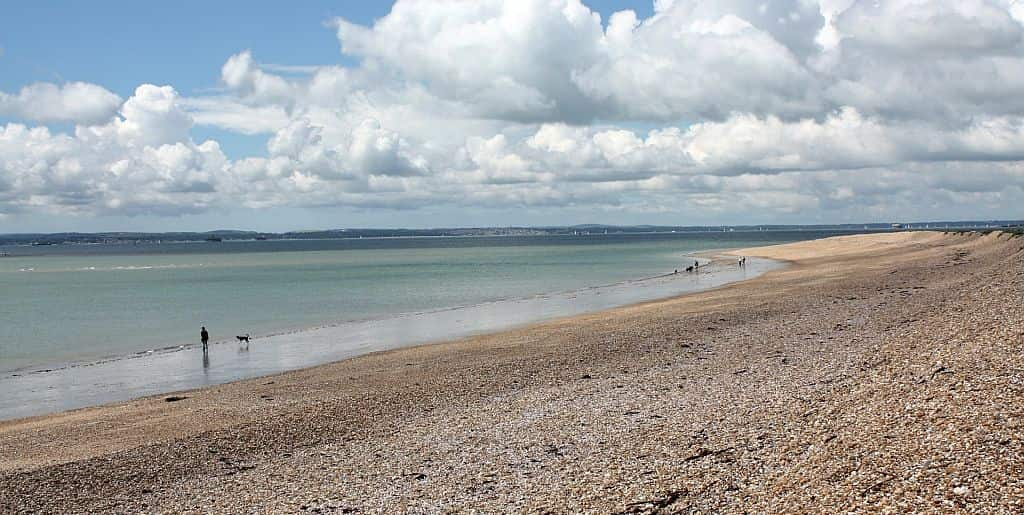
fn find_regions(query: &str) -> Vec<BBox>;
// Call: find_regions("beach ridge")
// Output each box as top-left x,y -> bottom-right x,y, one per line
2,230 -> 1022,513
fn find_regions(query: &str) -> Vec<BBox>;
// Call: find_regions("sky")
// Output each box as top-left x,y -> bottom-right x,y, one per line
2,0 -> 1024,233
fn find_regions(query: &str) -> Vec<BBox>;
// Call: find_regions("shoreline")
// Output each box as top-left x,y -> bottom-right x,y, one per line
6,251 -> 747,374
3,230 -> 1022,512
1,254 -> 734,376
0,252 -> 779,421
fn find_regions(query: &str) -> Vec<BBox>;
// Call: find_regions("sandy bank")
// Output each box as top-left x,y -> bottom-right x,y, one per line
728,230 -> 949,262
2,230 -> 1022,513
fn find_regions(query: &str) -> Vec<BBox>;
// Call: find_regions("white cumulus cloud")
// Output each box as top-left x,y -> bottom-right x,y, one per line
4,0 -> 1024,225
0,82 -> 122,125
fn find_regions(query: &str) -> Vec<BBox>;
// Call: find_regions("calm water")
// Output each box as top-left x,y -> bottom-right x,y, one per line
0,231 -> 859,374
0,231 -> 864,419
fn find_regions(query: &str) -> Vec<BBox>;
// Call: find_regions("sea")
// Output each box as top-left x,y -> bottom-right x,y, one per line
0,230 -> 862,419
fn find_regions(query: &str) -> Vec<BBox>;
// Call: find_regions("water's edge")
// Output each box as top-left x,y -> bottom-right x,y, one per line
0,255 -> 782,421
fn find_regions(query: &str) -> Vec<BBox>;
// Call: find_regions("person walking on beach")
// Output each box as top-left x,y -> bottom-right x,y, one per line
201,326 -> 209,353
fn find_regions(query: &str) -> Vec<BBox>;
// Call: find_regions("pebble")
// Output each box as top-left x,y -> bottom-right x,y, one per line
2,231 -> 1022,513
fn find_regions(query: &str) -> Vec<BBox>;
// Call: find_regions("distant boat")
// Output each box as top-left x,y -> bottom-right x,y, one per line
31,242 -> 54,246
205,236 -> 223,242
255,235 -> 268,240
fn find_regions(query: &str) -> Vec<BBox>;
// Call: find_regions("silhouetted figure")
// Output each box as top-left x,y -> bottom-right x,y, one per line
694,260 -> 699,270
201,326 -> 209,353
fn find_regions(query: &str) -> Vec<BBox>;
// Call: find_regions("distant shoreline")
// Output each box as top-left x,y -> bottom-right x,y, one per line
3,220 -> 1021,247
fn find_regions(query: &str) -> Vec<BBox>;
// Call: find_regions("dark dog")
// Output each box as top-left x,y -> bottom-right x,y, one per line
236,334 -> 250,346
685,265 -> 694,272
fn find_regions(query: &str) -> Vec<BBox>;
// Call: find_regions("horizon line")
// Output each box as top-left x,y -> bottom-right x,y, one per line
2,219 -> 1022,238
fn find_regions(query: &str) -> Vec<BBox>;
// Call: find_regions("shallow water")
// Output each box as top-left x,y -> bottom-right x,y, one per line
0,257 -> 781,420
0,231 -> 860,420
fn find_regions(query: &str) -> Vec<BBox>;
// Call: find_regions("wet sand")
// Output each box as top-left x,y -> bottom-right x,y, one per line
2,231 -> 1022,513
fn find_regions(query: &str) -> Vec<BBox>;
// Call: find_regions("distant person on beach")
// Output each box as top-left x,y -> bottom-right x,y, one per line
694,260 -> 699,270
201,326 -> 209,353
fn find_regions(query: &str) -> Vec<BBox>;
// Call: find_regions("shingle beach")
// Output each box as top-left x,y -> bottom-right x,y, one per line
2,231 -> 1022,513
